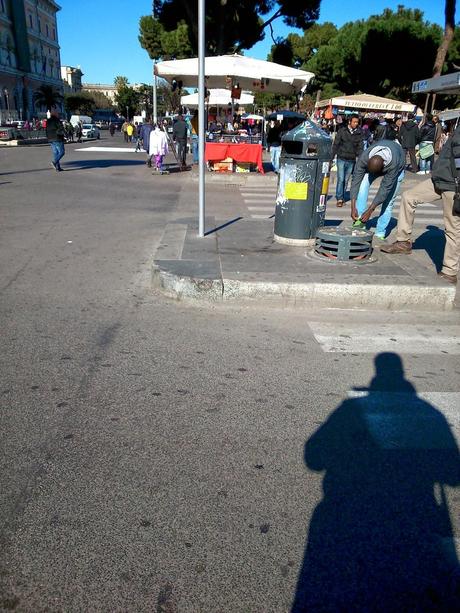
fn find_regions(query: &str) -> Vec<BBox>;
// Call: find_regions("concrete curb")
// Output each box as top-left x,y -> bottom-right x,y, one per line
151,222 -> 457,311
0,138 -> 48,147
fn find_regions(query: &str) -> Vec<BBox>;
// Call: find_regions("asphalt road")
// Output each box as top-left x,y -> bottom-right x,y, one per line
1,134 -> 459,612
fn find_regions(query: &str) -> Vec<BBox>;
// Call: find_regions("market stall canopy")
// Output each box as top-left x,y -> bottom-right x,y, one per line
315,93 -> 416,113
181,88 -> 254,107
155,54 -> 314,95
438,108 -> 460,121
241,113 -> 264,120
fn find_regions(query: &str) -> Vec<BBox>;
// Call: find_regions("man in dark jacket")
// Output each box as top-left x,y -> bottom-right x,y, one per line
46,109 -> 65,171
173,115 -> 188,168
350,140 -> 405,239
399,113 -> 420,173
139,119 -> 154,167
382,125 -> 460,284
332,114 -> 363,207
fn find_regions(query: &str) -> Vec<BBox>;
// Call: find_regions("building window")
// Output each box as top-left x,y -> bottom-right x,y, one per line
53,28 -> 56,40
0,0 -> 5,13
38,18 -> 41,33
46,24 -> 49,37
29,14 -> 33,28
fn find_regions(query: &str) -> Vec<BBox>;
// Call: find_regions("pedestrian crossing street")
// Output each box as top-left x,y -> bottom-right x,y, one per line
240,184 -> 444,227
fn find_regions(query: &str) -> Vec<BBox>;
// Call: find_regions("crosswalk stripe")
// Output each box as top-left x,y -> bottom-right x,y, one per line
250,214 -> 274,219
247,206 -> 275,211
308,323 -> 460,355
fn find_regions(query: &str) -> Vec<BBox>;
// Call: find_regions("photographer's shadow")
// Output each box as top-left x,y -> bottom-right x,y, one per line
292,353 -> 459,612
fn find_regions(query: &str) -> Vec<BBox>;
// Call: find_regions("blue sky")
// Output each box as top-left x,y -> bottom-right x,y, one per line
57,1 -> 446,85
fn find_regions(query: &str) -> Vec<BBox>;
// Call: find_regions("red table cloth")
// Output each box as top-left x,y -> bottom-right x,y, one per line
205,142 -> 264,174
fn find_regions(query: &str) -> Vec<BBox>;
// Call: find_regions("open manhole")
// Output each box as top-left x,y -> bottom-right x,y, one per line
315,227 -> 374,262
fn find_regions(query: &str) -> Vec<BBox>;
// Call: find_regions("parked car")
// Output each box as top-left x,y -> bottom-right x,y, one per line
81,124 -> 100,140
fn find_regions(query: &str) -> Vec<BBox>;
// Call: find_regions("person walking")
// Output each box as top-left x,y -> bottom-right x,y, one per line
418,113 -> 436,174
121,120 -> 129,142
149,124 -> 169,174
109,122 -> 115,137
350,139 -> 405,240
139,119 -> 154,167
126,122 -> 134,143
331,114 -> 363,207
46,109 -> 65,172
381,123 -> 460,285
190,110 -> 199,165
74,121 -> 82,143
267,120 -> 282,173
173,114 -> 188,169
398,113 -> 420,173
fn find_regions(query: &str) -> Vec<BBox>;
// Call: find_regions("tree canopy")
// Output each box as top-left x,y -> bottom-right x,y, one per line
300,8 -> 443,101
139,0 -> 321,59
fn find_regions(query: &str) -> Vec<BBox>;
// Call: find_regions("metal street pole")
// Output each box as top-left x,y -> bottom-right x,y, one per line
198,0 -> 205,237
152,2 -> 158,123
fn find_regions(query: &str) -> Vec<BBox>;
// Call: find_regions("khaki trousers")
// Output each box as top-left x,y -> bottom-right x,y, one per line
396,179 -> 460,276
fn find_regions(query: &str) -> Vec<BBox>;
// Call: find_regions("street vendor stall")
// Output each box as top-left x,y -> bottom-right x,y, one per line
205,142 -> 264,174
315,93 -> 416,116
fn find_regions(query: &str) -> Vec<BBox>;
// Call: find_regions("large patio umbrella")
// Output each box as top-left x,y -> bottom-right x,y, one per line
156,54 -> 314,95
181,88 -> 254,107
315,93 -> 416,113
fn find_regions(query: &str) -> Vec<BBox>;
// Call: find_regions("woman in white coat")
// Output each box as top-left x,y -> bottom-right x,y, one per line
149,124 -> 169,174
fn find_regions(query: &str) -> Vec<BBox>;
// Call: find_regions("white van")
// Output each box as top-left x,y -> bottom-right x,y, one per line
70,115 -> 92,127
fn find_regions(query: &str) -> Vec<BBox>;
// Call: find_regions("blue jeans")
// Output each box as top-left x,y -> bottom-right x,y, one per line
191,136 -> 199,163
356,170 -> 405,238
50,141 -> 65,167
336,158 -> 355,201
270,145 -> 281,172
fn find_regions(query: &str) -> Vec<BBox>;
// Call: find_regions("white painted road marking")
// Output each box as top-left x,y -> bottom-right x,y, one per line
308,323 -> 460,355
75,147 -> 137,153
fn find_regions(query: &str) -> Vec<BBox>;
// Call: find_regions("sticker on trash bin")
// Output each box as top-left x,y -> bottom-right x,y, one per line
322,162 -> 330,174
285,182 -> 308,200
321,177 -> 330,194
317,194 -> 326,212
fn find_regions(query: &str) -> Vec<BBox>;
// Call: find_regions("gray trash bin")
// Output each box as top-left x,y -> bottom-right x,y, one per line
274,120 -> 332,245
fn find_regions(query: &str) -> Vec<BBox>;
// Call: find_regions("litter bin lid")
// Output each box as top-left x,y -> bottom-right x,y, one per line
281,119 -> 331,144
281,119 -> 332,158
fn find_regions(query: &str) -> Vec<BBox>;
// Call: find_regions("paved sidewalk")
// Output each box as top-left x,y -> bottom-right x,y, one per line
145,160 -> 457,310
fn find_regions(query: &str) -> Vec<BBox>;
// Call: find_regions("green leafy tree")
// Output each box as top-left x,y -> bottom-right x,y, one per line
33,85 -> 63,110
139,1 -> 321,59
114,76 -> 129,89
64,93 -> 96,115
90,91 -> 115,110
305,8 -> 442,101
114,86 -> 141,118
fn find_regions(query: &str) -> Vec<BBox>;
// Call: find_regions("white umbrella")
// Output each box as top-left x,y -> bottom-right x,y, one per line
156,53 -> 314,95
181,88 -> 254,107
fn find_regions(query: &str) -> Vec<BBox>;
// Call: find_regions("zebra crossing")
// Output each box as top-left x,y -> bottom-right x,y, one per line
240,184 -> 444,228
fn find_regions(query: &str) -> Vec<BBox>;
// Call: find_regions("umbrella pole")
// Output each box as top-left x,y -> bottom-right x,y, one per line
198,0 -> 206,237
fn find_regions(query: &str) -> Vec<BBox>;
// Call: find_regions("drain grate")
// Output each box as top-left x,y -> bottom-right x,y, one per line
315,227 -> 373,262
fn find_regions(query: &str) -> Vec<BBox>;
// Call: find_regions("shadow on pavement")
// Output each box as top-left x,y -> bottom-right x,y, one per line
62,160 -> 147,170
414,225 -> 445,272
292,352 -> 460,612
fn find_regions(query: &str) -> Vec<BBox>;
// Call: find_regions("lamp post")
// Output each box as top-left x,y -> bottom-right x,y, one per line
198,0 -> 205,237
126,105 -> 129,121
152,1 -> 157,123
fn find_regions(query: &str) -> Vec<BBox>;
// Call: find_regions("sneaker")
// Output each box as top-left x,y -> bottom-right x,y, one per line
438,272 -> 457,285
336,199 -> 344,208
380,240 -> 412,254
51,161 -> 57,171
352,219 -> 365,229
416,170 -> 428,175
374,234 -> 386,241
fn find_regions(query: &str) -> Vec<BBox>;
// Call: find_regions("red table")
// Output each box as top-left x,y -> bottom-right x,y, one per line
205,142 -> 264,174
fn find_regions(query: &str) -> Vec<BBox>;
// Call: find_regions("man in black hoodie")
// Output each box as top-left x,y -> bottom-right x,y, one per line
399,113 -> 420,173
382,124 -> 460,284
46,108 -> 65,171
